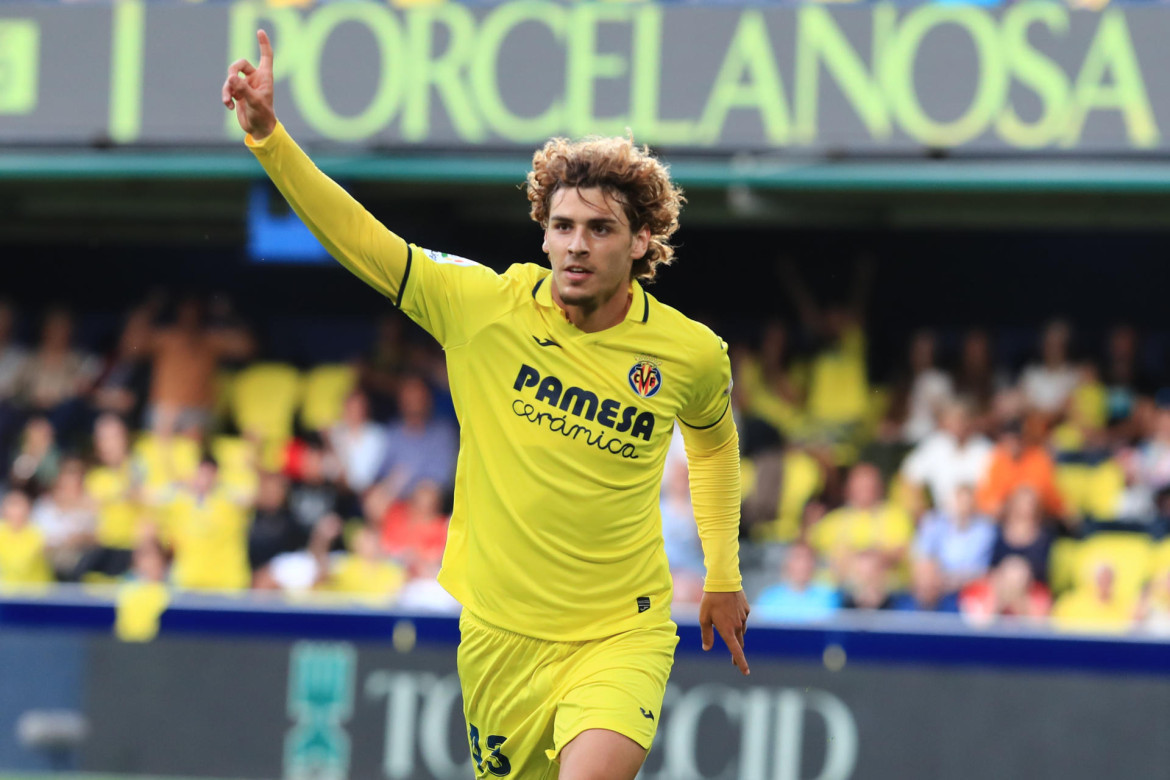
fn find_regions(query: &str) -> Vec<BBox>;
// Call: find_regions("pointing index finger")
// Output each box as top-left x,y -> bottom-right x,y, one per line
257,29 -> 273,70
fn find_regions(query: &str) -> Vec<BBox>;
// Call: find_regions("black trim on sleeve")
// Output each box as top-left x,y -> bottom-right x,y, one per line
677,398 -> 730,430
641,287 -> 650,323
396,245 -> 413,309
532,276 -> 546,299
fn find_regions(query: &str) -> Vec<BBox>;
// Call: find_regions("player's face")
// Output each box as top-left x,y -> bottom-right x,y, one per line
543,186 -> 650,311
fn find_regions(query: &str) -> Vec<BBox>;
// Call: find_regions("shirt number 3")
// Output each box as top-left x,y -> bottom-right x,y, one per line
469,723 -> 511,777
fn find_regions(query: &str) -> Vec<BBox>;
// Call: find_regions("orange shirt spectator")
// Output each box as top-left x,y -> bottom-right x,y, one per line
976,421 -> 1064,518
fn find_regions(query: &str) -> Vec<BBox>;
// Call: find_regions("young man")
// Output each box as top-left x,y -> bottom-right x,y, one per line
223,30 -> 749,780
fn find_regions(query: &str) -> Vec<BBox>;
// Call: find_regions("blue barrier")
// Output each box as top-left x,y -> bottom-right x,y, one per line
3,591 -> 1168,676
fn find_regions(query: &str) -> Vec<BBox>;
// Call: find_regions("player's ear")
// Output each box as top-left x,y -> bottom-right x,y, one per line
631,226 -> 651,260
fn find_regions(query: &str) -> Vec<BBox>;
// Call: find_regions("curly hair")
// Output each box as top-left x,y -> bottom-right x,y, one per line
526,136 -> 685,283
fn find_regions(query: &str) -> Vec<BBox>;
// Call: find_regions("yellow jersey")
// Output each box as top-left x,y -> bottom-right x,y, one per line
86,463 -> 141,549
0,522 -> 52,586
249,123 -> 742,641
169,490 -> 251,592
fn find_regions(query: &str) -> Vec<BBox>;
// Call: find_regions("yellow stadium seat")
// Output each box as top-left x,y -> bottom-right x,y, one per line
1075,533 -> 1154,598
1048,537 -> 1081,595
232,363 -> 302,442
300,363 -> 358,432
1084,461 -> 1125,520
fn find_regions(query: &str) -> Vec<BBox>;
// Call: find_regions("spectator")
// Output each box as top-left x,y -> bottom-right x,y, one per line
360,313 -> 409,420
733,321 -> 806,441
247,470 -> 306,574
901,400 -> 993,517
147,296 -> 254,437
31,457 -> 96,579
752,542 -> 840,622
953,329 -> 1003,424
778,258 -> 872,450
892,558 -> 960,614
913,484 -> 996,591
810,462 -> 913,581
1102,325 -> 1155,431
659,435 -> 703,578
1132,397 -> 1170,497
1051,563 -> 1135,634
893,330 -> 954,444
976,416 -> 1064,519
79,414 -> 142,578
960,555 -> 1052,626
89,307 -> 153,429
0,299 -> 29,466
8,415 -> 60,493
14,307 -> 99,441
371,374 -> 457,504
1135,569 -> 1170,635
327,389 -> 387,494
313,515 -> 405,600
169,455 -> 251,592
378,480 -> 449,577
990,487 -> 1055,584
0,488 -> 53,586
286,432 -> 342,539
1019,320 -> 1078,417
840,548 -> 896,610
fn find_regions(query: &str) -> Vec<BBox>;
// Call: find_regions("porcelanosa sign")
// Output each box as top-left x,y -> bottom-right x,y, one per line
1,0 -> 1169,153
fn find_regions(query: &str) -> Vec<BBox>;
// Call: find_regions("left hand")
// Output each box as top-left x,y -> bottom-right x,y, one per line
699,589 -> 750,676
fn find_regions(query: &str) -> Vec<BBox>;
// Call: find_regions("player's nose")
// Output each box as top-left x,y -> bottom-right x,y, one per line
566,227 -> 588,255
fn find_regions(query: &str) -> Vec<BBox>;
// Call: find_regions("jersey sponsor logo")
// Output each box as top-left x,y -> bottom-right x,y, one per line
422,248 -> 478,266
629,361 -> 662,398
637,596 -> 651,613
511,364 -> 657,459
513,364 -> 655,442
640,707 -> 655,721
532,335 -> 561,348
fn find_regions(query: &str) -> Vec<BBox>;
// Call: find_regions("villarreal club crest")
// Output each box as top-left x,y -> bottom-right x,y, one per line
629,360 -> 662,398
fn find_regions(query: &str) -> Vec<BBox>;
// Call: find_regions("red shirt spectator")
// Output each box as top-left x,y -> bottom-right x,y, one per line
379,480 -> 448,576
960,556 -> 1052,625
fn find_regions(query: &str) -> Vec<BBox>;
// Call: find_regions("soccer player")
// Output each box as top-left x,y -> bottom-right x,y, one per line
223,30 -> 749,780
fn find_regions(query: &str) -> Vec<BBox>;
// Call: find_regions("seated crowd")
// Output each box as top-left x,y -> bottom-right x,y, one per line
3,284 -> 1170,635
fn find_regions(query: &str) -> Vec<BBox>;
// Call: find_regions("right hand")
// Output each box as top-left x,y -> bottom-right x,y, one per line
222,29 -> 277,140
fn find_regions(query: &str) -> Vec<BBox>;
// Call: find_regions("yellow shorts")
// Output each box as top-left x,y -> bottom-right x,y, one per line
457,610 -> 678,779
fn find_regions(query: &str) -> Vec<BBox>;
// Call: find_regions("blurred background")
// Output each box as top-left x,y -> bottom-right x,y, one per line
3,0 -> 1170,777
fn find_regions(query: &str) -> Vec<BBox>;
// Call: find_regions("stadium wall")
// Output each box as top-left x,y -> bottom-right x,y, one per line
2,594 -> 1168,780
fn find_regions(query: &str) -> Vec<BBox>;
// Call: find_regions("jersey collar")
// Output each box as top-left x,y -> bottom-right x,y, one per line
532,273 -> 651,325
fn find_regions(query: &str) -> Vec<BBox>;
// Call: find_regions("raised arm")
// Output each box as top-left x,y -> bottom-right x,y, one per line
222,30 -> 411,303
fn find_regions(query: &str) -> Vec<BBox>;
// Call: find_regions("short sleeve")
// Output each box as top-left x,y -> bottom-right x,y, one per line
678,332 -> 733,430
398,247 -> 516,349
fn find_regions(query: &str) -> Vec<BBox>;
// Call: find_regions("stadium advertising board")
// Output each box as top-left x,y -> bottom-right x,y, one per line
0,1 -> 1166,154
0,632 -> 1160,780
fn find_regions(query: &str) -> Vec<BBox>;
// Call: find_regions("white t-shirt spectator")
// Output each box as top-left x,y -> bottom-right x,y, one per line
329,421 -> 387,493
901,431 -> 993,514
902,369 -> 954,443
30,495 -> 94,548
0,344 -> 29,400
1020,364 -> 1079,414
